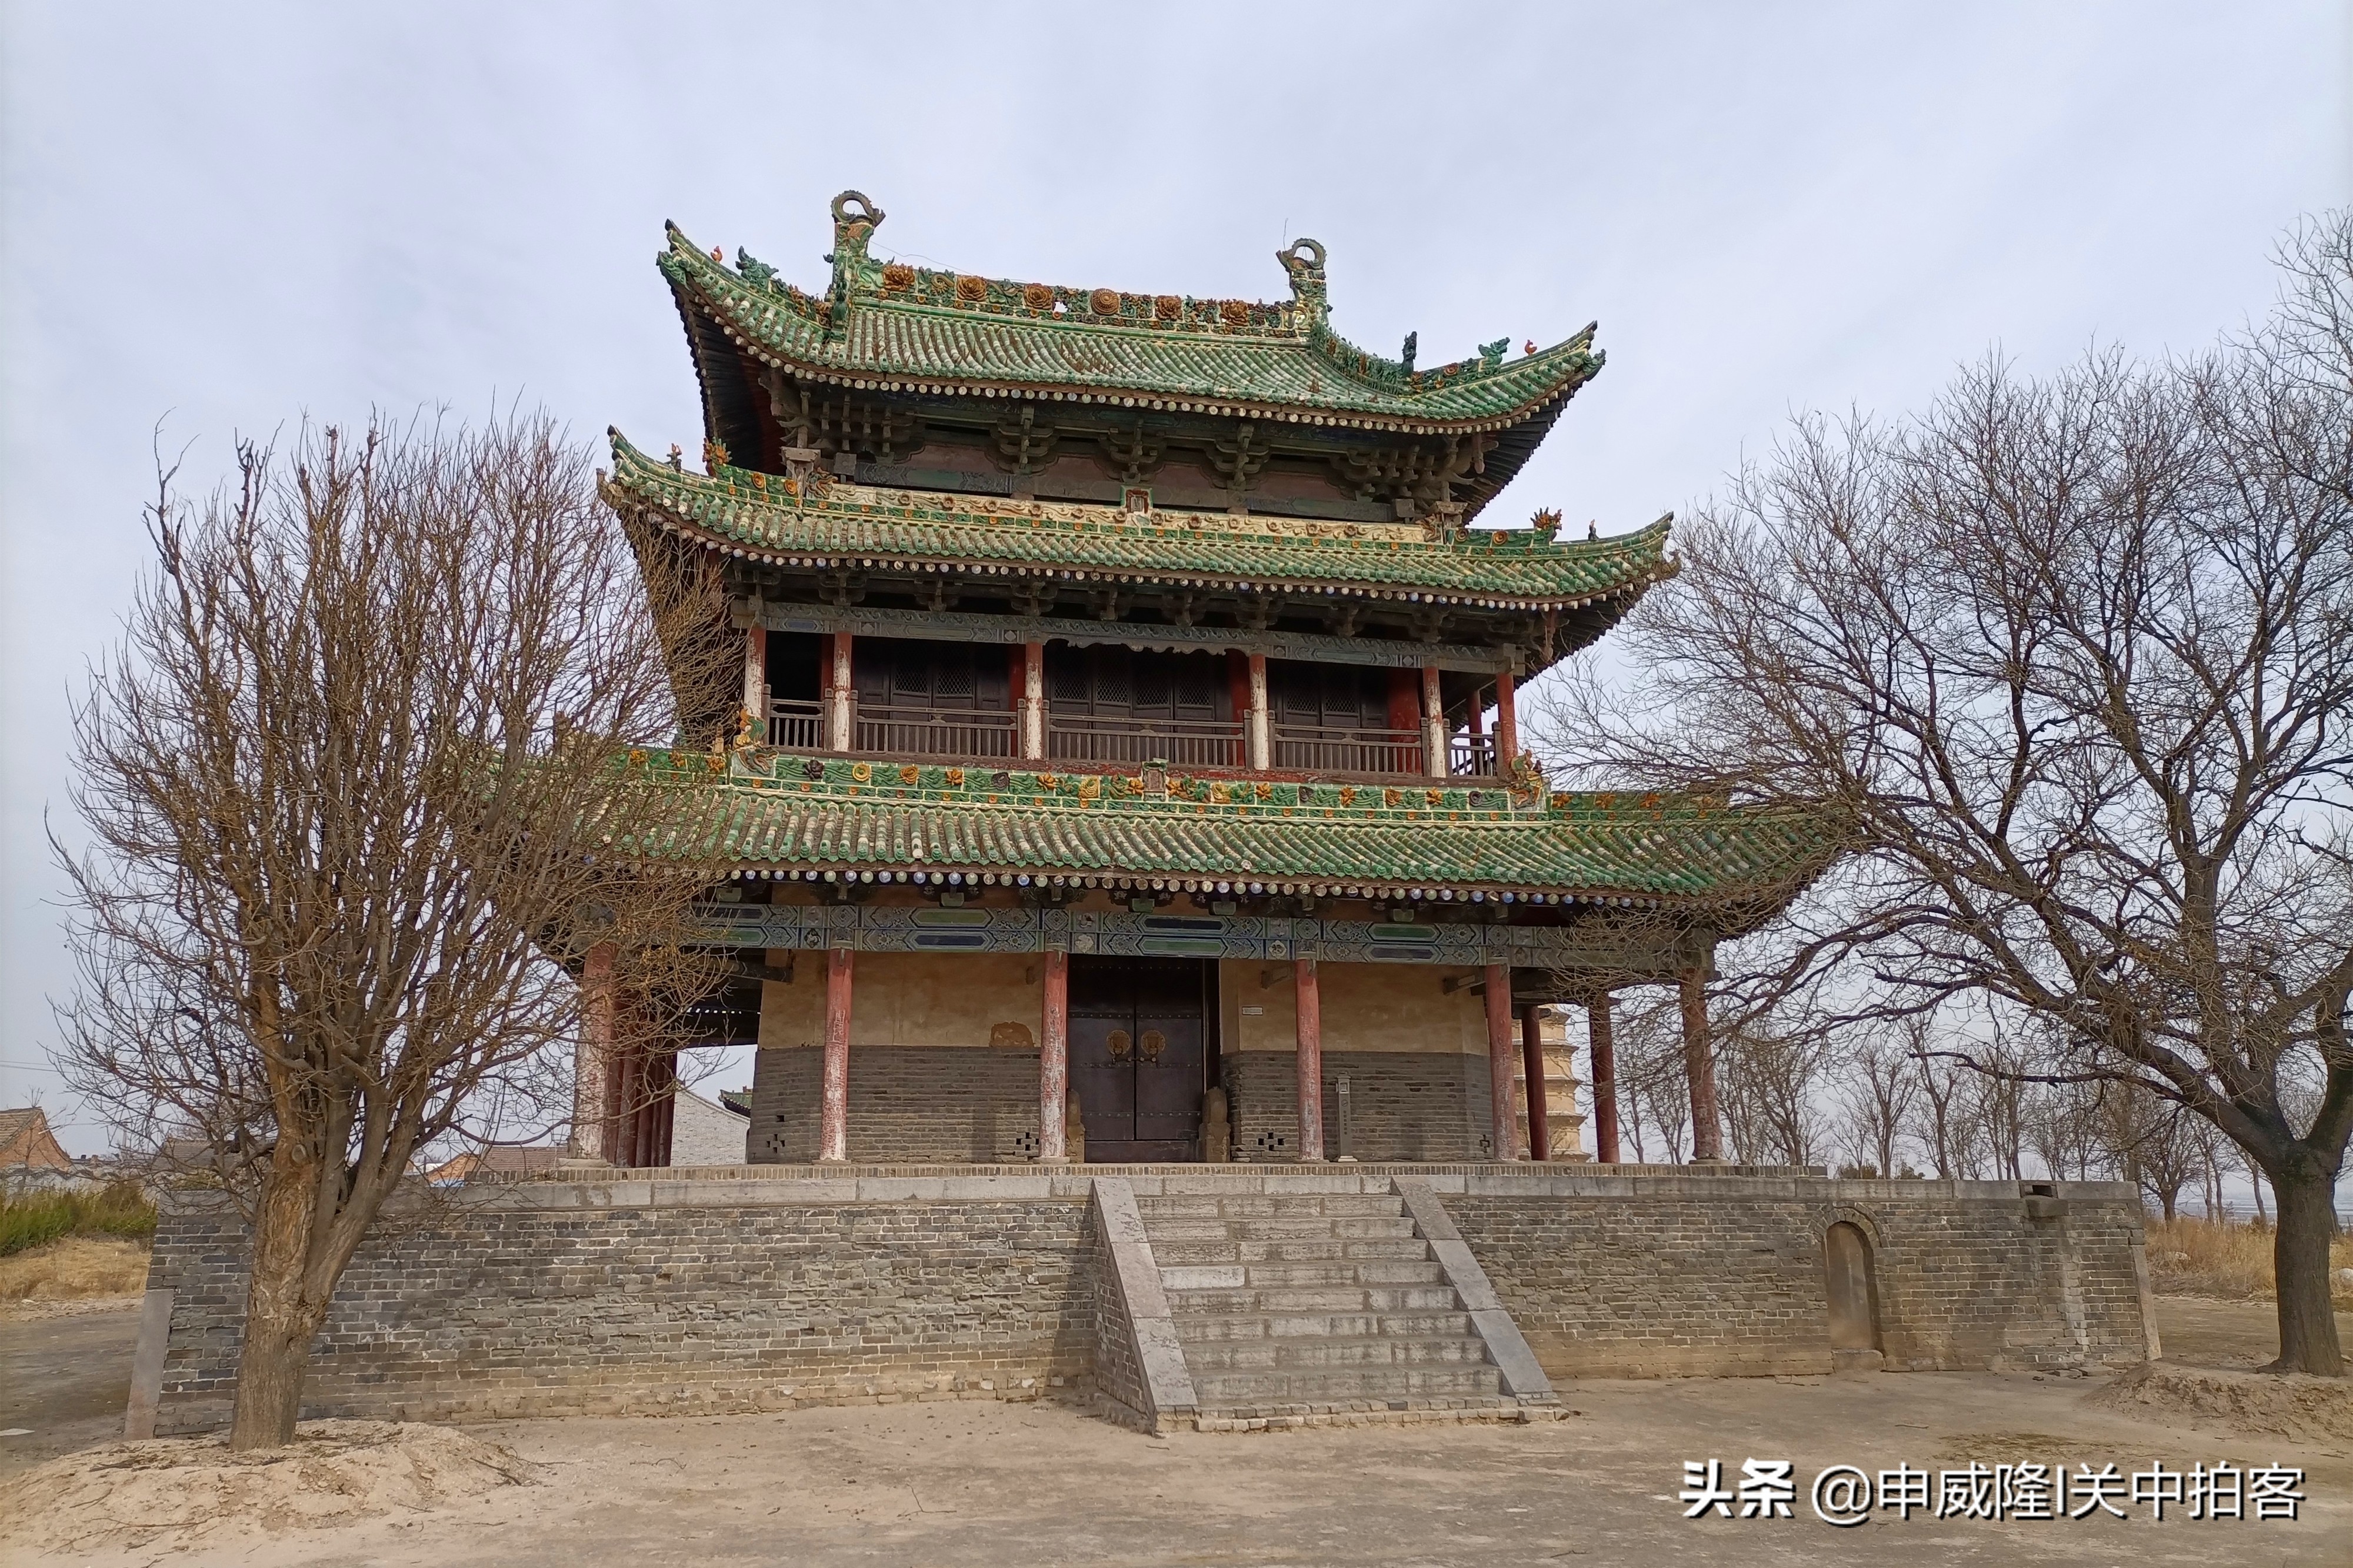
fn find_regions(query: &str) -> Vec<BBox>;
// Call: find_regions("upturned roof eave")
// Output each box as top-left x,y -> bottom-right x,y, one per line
659,227 -> 1602,434
597,755 -> 1839,918
602,429 -> 1675,614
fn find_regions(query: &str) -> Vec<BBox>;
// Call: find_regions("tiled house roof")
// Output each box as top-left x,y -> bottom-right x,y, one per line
659,202 -> 1601,435
614,752 -> 1837,925
604,432 -> 1674,613
0,1107 -> 71,1171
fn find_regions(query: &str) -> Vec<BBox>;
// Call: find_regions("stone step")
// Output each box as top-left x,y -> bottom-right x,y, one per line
1182,1336 -> 1492,1372
1165,1285 -> 1464,1315
1141,1216 -> 1416,1243
1191,1365 -> 1504,1405
1241,1260 -> 1445,1287
1134,1194 -> 1407,1220
1227,1217 -> 1420,1240
1173,1310 -> 1476,1343
1151,1237 -> 1435,1267
1159,1259 -> 1446,1292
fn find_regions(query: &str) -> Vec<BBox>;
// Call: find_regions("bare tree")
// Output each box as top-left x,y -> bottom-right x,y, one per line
1539,213 -> 2353,1373
2027,1076 -> 2107,1183
1719,1015 -> 1828,1166
1835,1029 -> 1918,1178
2099,1085 -> 2204,1224
1912,1048 -> 1984,1180
56,414 -> 731,1447
1607,991 -> 1690,1163
1975,1040 -> 2030,1182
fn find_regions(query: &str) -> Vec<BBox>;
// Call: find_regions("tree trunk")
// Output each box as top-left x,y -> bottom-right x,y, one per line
2270,1165 -> 2345,1377
229,1166 -> 325,1449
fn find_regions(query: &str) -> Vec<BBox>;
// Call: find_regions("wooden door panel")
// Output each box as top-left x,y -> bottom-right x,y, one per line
1069,1008 -> 1135,1145
1066,956 -> 1206,1160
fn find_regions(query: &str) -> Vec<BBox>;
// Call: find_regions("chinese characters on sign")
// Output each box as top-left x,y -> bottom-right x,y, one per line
1676,1459 -> 2305,1525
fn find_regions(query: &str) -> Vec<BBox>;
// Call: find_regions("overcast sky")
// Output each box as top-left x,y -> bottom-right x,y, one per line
3,3 -> 2347,1153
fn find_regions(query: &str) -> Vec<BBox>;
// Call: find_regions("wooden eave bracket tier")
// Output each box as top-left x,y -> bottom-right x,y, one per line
658,217 -> 1602,438
609,749 -> 1837,933
602,431 -> 1675,619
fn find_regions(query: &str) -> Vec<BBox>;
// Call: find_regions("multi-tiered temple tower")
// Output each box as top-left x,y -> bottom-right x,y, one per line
581,192 -> 1829,1168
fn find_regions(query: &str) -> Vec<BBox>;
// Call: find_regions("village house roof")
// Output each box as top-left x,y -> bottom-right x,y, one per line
603,431 -> 1674,617
619,752 -> 1837,932
424,1145 -> 564,1185
659,194 -> 1604,438
0,1107 -> 72,1171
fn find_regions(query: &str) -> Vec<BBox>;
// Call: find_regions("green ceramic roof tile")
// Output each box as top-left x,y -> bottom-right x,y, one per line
615,752 -> 1835,915
659,195 -> 1602,433
604,432 -> 1673,610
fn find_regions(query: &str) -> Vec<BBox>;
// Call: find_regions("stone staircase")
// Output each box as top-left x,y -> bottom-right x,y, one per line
1135,1187 -> 1529,1426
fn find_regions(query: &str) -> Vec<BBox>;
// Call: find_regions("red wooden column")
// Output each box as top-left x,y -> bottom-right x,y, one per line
819,946 -> 854,1162
742,626 -> 768,742
1493,668 -> 1518,775
1519,1004 -> 1549,1161
1421,665 -> 1447,776
572,941 -> 618,1162
1019,640 -> 1047,761
824,633 -> 855,752
1294,958 -> 1325,1161
1484,964 -> 1520,1158
1680,969 -> 1722,1162
1587,992 -> 1621,1164
1038,949 -> 1069,1162
1246,652 -> 1271,770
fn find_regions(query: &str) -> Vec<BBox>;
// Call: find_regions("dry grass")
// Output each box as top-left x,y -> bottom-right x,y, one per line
0,1180 -> 156,1254
2144,1216 -> 2353,1303
0,1235 -> 150,1303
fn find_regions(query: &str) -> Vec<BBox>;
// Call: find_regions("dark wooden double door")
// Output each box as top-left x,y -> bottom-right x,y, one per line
1071,956 -> 1209,1162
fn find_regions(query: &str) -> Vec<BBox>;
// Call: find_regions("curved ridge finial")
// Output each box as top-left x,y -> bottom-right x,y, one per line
1277,238 -> 1329,325
826,191 -> 886,306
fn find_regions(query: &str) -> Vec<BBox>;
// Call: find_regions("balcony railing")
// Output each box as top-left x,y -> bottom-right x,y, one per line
767,698 -> 825,751
1272,724 -> 1426,778
1450,733 -> 1498,778
769,698 -> 1500,783
1048,715 -> 1245,769
854,704 -> 1016,760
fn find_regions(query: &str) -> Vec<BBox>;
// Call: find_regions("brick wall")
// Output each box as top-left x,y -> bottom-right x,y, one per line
1224,1050 -> 1494,1162
1448,1177 -> 2152,1377
139,1170 -> 2152,1433
670,1089 -> 749,1165
1088,1210 -> 1151,1426
748,1046 -> 1044,1162
145,1182 -> 1100,1434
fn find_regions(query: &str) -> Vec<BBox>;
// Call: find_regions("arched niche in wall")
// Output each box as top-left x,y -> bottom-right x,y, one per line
1824,1220 -> 1882,1353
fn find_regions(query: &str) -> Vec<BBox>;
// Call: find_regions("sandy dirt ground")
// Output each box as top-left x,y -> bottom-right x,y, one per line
2,1299 -> 2348,1567
0,1300 -> 140,1477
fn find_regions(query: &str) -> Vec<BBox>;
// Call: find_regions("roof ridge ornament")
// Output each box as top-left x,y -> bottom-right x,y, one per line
826,190 -> 886,306
1277,238 -> 1328,328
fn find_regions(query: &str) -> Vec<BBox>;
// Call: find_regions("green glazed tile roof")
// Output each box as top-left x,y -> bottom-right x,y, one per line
618,752 -> 1834,919
605,432 -> 1673,612
660,196 -> 1602,433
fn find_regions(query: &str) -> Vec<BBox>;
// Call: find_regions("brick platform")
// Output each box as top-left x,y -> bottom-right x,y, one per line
134,1165 -> 2157,1437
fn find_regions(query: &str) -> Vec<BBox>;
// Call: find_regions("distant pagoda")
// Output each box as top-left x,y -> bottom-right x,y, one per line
576,191 -> 1829,1170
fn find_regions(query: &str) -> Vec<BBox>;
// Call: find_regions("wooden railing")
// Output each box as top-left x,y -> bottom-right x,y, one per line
766,698 -> 825,751
1450,734 -> 1498,778
771,699 -> 1491,782
1048,715 -> 1245,769
1272,724 -> 1426,778
854,704 -> 1016,760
